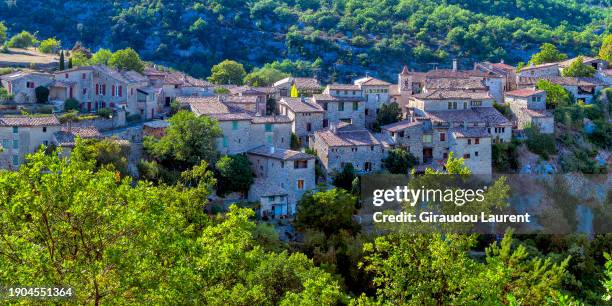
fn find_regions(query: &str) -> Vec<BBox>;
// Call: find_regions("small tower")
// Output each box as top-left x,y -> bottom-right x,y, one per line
398,65 -> 412,94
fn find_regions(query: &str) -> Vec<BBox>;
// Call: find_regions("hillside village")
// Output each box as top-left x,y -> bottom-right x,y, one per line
0,45 -> 610,219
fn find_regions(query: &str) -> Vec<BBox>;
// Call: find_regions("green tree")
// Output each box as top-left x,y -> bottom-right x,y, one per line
64,97 -> 79,111
529,43 -> 568,65
208,59 -> 246,85
0,21 -> 6,44
34,85 -> 49,103
382,148 -> 418,174
561,56 -> 596,77
333,163 -> 356,191
70,50 -> 89,67
604,252 -> 612,302
76,138 -> 130,177
599,34 -> 612,63
244,67 -> 288,86
144,110 -> 222,170
214,154 -> 254,195
6,30 -> 38,48
59,50 -> 65,70
38,37 -> 60,53
108,48 -> 144,72
295,188 -> 359,236
374,102 -> 402,131
90,48 -> 113,65
536,79 -> 572,108
290,133 -> 301,150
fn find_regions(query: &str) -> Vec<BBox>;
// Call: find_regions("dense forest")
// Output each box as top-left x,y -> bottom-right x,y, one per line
0,0 -> 610,80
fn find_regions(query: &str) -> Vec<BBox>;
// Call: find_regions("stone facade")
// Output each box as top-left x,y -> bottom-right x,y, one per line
312,94 -> 366,128
505,89 -> 554,134
0,116 -> 60,169
278,97 -> 324,145
380,119 -> 424,162
0,71 -> 54,103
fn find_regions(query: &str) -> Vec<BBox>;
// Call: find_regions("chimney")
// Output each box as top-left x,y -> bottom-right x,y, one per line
330,122 -> 338,133
500,59 -> 505,64
452,59 -> 458,71
269,146 -> 275,154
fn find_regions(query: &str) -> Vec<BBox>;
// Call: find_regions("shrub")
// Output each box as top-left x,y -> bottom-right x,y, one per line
492,142 -> 519,172
38,38 -> 60,54
64,98 -> 80,112
37,105 -> 53,114
0,67 -> 13,75
493,102 -> 512,119
7,31 -> 38,48
126,113 -> 142,122
96,107 -> 113,119
525,128 -> 556,159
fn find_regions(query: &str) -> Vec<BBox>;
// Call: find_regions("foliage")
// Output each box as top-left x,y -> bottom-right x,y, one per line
525,128 -> 557,160
208,59 -> 246,85
604,252 -> 612,302
213,87 -> 230,94
561,56 -> 596,77
0,147 -> 343,304
144,110 -> 222,171
537,80 -> 572,109
214,154 -> 254,195
333,163 -> 356,191
290,133 -> 301,150
0,87 -> 13,100
600,34 -> 612,63
529,43 -> 567,65
492,141 -> 519,172
76,138 -> 130,177
6,30 -> 38,48
70,50 -> 90,67
374,102 -> 402,131
34,85 -> 49,103
90,48 -> 113,65
96,107 -> 113,118
0,21 -> 6,44
108,47 -> 144,72
0,67 -> 13,75
360,230 -> 569,305
493,101 -> 512,119
38,37 -> 60,53
59,50 -> 65,70
244,66 -> 288,86
382,148 -> 418,174
64,97 -> 80,111
295,188 -> 359,237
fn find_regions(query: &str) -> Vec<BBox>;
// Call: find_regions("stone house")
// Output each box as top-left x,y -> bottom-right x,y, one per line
228,86 -> 267,114
143,120 -> 170,138
596,69 -> 612,86
221,95 -> 260,113
247,146 -> 316,218
505,89 -> 554,134
278,97 -> 325,145
517,76 -> 605,104
310,124 -> 384,174
557,56 -> 608,73
0,71 -> 54,103
474,60 -> 518,92
353,76 -> 392,126
0,115 -> 60,169
52,126 -> 101,156
380,119 -> 424,162
274,77 -> 322,97
312,94 -> 366,128
143,67 -> 214,108
518,62 -> 560,78
448,128 -> 492,176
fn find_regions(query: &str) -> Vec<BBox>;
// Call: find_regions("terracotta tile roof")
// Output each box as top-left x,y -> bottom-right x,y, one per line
248,145 -> 314,161
425,107 -> 511,126
451,127 -> 490,138
0,115 -> 60,127
519,62 -> 558,71
253,86 -> 278,94
0,71 -> 53,81
229,86 -> 265,96
518,76 -> 605,87
144,120 -> 170,129
425,78 -> 487,91
250,115 -> 292,124
354,76 -> 391,86
54,127 -> 101,147
178,96 -> 231,115
280,97 -> 324,113
327,84 -> 361,91
425,69 -> 495,78
381,119 -> 423,132
505,89 -> 545,97
375,133 -> 395,148
209,113 -> 253,121
413,89 -> 492,100
521,108 -> 553,118
250,178 -> 288,197
274,77 -> 321,90
315,128 -> 381,147
120,70 -> 147,83
224,95 -> 259,104
491,62 -> 516,71
557,56 -> 600,68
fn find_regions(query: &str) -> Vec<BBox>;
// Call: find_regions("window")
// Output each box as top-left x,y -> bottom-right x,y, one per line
96,84 -> 99,95
323,103 -> 328,110
475,138 -> 480,144
232,121 -> 238,130
423,134 -> 432,143
338,102 -> 344,111
266,135 -> 273,144
398,131 -> 405,137
439,133 -> 445,141
463,102 -> 467,109
467,139 -> 472,145
2,139 -> 9,150
26,81 -> 35,88
470,101 -> 482,107
475,151 -> 479,156
294,160 -> 308,169
12,127 -> 18,134
222,137 -> 228,148
13,139 -> 18,149
118,86 -> 123,97
323,119 -> 328,128
265,123 -> 272,132
463,154 -> 470,159
82,73 -> 86,80
297,180 -> 304,190
65,73 -> 68,79
42,127 -> 47,133
353,102 -> 358,110
83,88 -> 87,95
448,102 -> 453,110
306,123 -> 312,132
443,152 -> 448,159
365,108 -> 369,116
12,155 -> 18,166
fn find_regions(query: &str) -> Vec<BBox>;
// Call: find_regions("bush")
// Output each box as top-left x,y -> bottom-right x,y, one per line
493,102 -> 512,119
525,128 -> 556,159
37,105 -> 53,114
38,38 -> 60,54
96,107 -> 113,119
126,113 -> 142,123
7,31 -> 38,48
34,86 -> 49,103
0,67 -> 13,75
382,148 -> 419,174
0,87 -> 13,101
64,98 -> 80,111
492,142 -> 519,172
